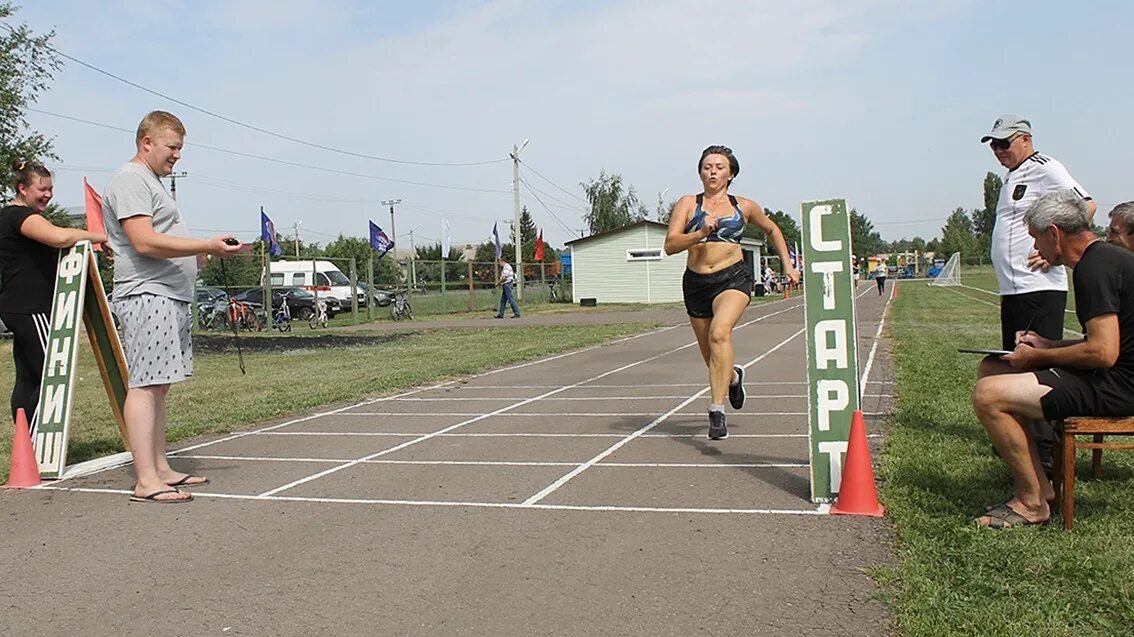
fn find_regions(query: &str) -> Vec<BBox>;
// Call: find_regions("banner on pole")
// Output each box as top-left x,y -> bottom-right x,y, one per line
801,199 -> 861,502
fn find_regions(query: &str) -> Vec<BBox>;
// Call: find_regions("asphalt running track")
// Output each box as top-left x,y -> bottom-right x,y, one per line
1,282 -> 896,636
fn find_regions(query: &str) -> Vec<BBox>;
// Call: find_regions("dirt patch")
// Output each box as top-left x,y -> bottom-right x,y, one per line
194,332 -> 417,353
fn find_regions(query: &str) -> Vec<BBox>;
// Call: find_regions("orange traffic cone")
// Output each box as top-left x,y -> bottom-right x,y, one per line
6,408 -> 41,489
831,410 -> 884,517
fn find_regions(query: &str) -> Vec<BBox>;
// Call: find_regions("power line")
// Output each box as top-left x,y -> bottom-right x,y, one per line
517,158 -> 588,204
519,174 -> 588,213
520,179 -> 577,236
32,40 -> 508,168
29,108 -> 511,195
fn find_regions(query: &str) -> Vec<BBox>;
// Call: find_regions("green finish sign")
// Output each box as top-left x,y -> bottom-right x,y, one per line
34,242 -> 129,479
801,199 -> 861,502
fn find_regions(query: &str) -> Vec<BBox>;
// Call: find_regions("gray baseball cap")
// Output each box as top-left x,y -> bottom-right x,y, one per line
980,114 -> 1032,143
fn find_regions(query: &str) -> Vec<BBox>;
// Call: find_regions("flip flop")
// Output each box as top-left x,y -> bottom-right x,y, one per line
129,489 -> 193,504
975,503 -> 1049,529
166,475 -> 210,487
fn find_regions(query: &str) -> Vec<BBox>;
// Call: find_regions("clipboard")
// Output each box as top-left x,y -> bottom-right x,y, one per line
957,348 -> 1012,356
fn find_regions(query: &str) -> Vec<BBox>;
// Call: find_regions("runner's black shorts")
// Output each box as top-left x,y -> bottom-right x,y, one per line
1035,367 -> 1134,422
1000,290 -> 1066,351
682,261 -> 752,318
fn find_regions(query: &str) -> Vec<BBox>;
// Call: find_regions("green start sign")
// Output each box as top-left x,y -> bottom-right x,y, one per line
801,199 -> 861,502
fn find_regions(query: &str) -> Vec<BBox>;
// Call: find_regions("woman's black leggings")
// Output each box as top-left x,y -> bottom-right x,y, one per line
0,311 -> 49,432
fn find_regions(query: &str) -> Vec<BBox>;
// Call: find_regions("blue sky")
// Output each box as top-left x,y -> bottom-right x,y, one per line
9,0 -> 1133,250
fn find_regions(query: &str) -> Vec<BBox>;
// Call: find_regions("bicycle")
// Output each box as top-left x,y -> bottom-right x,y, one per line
272,298 -> 292,332
390,288 -> 414,321
227,300 -> 262,332
309,298 -> 329,329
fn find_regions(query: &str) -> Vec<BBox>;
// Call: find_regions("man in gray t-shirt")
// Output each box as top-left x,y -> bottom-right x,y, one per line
103,162 -> 197,302
103,110 -> 241,504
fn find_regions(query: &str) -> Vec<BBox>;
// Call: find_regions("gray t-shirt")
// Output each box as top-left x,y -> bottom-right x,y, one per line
103,162 -> 197,302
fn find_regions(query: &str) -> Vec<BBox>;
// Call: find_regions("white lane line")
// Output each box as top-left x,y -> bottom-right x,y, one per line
944,285 -> 1083,337
175,455 -> 811,468
332,411 -> 813,417
258,305 -> 804,498
481,382 -> 805,389
42,486 -> 827,516
859,282 -> 892,397
521,328 -> 805,506
249,431 -> 824,439
389,394 -> 812,402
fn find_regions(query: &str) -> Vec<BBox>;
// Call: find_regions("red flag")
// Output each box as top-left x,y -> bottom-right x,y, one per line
534,229 -> 544,262
83,178 -> 105,252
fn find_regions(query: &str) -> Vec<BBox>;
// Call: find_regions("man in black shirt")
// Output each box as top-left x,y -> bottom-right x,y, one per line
972,190 -> 1134,528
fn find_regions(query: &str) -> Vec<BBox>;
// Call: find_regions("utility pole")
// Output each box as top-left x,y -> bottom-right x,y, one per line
510,139 -> 528,300
381,198 -> 401,283
409,229 -> 417,289
168,171 -> 188,201
293,221 -> 302,258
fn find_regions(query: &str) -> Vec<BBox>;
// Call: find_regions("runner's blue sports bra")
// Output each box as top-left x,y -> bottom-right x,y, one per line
684,194 -> 745,243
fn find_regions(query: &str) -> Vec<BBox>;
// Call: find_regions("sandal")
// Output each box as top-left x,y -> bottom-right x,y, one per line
975,503 -> 1049,529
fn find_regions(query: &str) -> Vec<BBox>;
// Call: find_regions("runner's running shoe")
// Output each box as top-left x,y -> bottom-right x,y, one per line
708,411 -> 728,440
728,364 -> 745,410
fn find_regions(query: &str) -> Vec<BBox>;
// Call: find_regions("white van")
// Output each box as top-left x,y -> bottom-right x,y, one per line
267,260 -> 364,308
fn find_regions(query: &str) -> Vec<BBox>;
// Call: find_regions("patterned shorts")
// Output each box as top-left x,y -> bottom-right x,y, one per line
112,294 -> 193,388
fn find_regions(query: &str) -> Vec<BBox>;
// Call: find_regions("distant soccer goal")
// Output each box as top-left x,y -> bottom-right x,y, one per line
930,252 -> 961,287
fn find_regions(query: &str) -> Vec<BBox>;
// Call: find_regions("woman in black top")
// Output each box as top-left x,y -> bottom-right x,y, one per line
0,161 -> 105,435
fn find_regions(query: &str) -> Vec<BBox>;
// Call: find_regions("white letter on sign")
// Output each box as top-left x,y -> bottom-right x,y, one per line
818,440 -> 849,492
809,205 -> 842,252
58,250 -> 84,283
817,379 -> 848,431
40,383 -> 66,425
814,319 -> 848,369
46,337 -> 72,377
810,261 -> 843,310
53,291 -> 78,331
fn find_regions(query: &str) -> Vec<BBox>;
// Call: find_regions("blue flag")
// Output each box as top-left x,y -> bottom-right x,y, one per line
261,211 -> 283,257
370,220 -> 393,259
492,222 -> 502,259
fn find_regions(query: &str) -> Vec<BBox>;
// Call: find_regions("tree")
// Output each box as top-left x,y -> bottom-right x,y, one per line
970,171 -> 1001,260
0,2 -> 62,200
939,207 -> 976,259
658,199 -> 680,223
849,208 -> 885,258
42,202 -> 74,228
580,171 -> 648,235
516,207 -> 538,262
746,208 -> 800,249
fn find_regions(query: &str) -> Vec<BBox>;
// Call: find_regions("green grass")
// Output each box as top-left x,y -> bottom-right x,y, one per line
878,277 -> 1134,636
0,322 -> 658,481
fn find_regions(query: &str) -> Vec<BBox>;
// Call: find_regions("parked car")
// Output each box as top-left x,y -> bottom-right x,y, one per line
357,281 -> 394,307
231,286 -> 341,321
196,286 -> 228,305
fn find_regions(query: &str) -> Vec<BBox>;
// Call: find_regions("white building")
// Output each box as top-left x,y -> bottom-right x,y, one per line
566,220 -> 763,304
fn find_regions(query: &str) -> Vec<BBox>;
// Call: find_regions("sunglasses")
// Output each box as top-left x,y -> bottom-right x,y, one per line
989,135 -> 1021,151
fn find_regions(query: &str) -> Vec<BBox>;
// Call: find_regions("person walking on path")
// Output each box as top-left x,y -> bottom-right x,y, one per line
103,111 -> 242,504
495,257 -> 521,318
664,145 -> 798,440
874,261 -> 887,295
0,161 -> 106,439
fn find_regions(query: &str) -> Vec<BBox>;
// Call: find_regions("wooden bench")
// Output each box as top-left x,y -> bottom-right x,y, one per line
1052,416 -> 1134,530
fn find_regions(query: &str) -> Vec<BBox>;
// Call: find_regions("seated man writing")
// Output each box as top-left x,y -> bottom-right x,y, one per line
972,190 -> 1134,528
